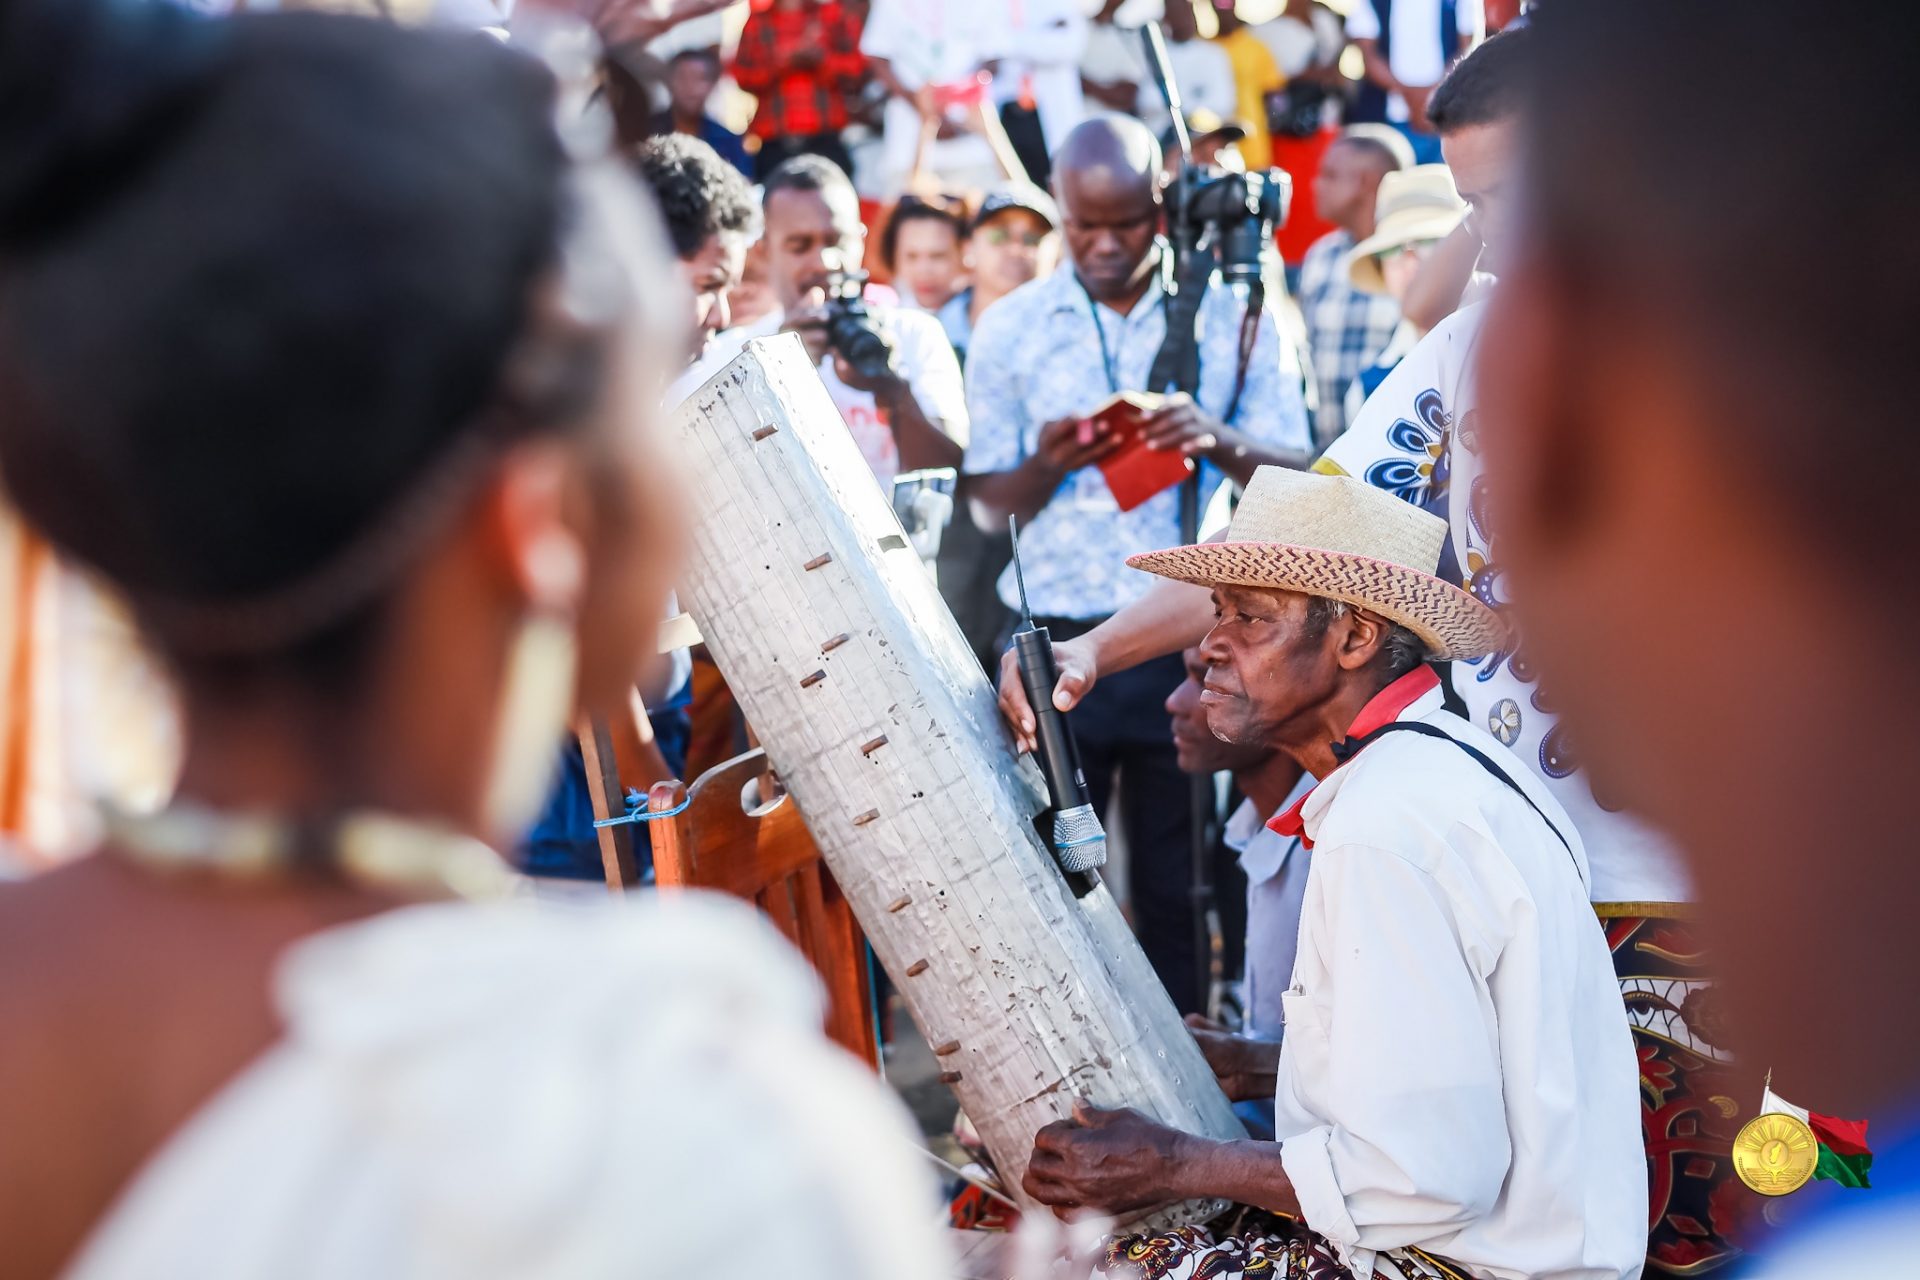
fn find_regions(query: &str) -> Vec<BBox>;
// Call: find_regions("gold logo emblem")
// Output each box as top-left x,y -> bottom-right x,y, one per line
1733,1112 -> 1819,1196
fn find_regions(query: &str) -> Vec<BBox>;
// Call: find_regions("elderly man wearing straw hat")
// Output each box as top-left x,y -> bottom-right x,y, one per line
1022,467 -> 1646,1280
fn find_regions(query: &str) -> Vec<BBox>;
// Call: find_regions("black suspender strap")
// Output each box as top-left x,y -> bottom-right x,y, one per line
1328,721 -> 1576,865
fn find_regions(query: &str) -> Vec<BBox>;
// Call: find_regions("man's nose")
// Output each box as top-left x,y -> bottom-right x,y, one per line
1197,626 -> 1228,666
706,292 -> 731,334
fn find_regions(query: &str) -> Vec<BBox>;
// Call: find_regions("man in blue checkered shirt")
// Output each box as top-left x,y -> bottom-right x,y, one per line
1296,125 -> 1412,446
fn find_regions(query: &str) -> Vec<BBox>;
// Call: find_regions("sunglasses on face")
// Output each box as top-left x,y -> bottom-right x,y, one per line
978,225 -> 1049,248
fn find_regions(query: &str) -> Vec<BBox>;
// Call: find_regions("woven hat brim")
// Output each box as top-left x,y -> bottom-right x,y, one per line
1127,540 -> 1506,662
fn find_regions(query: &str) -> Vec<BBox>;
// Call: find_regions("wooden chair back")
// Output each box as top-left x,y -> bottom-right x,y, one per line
648,749 -> 877,1067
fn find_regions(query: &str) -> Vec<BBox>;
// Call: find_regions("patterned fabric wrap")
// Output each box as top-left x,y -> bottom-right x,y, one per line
1605,909 -> 1754,1277
1099,1213 -> 1469,1280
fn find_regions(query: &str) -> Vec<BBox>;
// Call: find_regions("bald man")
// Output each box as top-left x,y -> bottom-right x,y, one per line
962,116 -> 1310,1011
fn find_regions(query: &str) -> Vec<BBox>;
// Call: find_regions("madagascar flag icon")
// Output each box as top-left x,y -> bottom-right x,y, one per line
1762,1086 -> 1874,1188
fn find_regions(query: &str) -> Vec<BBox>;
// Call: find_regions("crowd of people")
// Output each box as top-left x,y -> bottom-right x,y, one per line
2,0 -> 1918,1278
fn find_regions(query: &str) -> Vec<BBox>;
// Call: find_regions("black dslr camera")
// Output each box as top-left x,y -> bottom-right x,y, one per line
1173,166 -> 1291,287
822,268 -> 897,384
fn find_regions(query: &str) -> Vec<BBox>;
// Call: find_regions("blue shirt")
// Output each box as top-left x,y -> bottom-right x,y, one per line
962,260 -> 1310,620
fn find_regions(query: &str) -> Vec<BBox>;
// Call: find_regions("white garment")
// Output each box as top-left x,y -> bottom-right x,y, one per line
1252,11 -> 1345,80
1317,302 -> 1693,905
1272,679 -> 1645,1280
862,0 -> 1001,188
984,0 -> 1087,158
1076,26 -> 1237,135
698,311 -> 970,488
1345,0 -> 1482,122
1221,776 -> 1313,1041
1146,39 -> 1238,135
64,893 -> 949,1280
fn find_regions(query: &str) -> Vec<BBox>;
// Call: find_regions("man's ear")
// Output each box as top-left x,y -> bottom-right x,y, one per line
1333,606 -> 1389,672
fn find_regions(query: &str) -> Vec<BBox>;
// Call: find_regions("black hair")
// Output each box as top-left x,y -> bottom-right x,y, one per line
1523,0 -> 1919,573
667,47 -> 721,74
632,134 -> 759,260
761,152 -> 854,203
1427,23 -> 1534,134
877,194 -> 967,272
0,2 -> 576,684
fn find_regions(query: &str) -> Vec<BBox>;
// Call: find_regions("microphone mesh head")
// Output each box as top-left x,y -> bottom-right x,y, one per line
1051,804 -> 1108,873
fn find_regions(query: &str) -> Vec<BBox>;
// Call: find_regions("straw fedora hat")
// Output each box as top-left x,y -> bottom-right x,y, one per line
1127,467 -> 1504,661
1346,165 -> 1468,296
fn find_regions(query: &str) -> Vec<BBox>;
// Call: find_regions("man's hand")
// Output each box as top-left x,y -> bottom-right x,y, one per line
1184,1014 -> 1282,1103
997,634 -> 1100,754
1141,392 -> 1223,458
830,352 -> 905,397
1035,414 -> 1124,475
781,298 -> 834,367
1023,1100 -> 1192,1217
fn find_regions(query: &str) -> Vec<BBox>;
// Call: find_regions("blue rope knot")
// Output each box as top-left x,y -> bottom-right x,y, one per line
592,790 -> 692,829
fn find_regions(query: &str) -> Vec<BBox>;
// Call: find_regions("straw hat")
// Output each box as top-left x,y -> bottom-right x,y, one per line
1346,165 -> 1468,296
1127,467 -> 1504,661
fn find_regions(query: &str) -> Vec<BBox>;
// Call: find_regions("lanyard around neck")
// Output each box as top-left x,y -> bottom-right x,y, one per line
1079,275 -> 1121,395
1077,246 -> 1174,397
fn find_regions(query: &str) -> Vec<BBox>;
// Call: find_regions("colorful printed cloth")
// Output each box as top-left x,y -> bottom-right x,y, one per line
1605,907 -> 1754,1277
1100,1213 -> 1469,1280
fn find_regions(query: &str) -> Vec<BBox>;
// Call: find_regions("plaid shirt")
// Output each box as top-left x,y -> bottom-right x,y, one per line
732,1 -> 868,140
1297,228 -> 1401,447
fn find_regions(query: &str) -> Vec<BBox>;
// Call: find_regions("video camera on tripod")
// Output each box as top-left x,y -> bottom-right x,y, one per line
1142,24 -> 1292,292
1138,19 -> 1292,1019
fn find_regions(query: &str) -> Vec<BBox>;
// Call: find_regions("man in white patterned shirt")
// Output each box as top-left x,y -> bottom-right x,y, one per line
1295,125 -> 1411,447
966,115 -> 1310,1011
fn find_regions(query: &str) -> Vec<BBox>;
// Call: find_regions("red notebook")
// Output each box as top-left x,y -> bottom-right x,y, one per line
1085,392 -> 1194,512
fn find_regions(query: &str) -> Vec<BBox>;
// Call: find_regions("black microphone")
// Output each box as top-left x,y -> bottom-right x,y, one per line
1009,516 -> 1106,896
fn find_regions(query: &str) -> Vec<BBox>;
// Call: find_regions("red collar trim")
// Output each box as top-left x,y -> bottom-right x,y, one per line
1267,666 -> 1442,847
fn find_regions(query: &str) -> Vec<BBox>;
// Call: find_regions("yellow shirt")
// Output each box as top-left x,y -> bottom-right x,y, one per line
1215,29 -> 1285,170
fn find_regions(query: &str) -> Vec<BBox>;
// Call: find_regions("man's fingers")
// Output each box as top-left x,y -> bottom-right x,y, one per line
1053,670 -> 1086,712
1185,1012 -> 1226,1032
1032,1118 -> 1080,1150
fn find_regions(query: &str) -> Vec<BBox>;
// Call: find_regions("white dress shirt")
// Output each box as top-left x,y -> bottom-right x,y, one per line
1270,669 -> 1646,1280
1220,777 -> 1313,1041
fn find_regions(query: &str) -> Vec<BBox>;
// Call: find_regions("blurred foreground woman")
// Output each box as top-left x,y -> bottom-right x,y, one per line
0,3 -> 944,1277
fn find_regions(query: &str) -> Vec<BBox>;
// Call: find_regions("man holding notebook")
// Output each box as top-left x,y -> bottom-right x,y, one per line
963,115 -> 1311,1011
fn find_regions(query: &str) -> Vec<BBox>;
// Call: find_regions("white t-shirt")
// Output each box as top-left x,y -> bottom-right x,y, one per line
1317,303 -> 1693,905
1078,26 -> 1237,135
696,307 -> 970,488
1345,0 -> 1483,121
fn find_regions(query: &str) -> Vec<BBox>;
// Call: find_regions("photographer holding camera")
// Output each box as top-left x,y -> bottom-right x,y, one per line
701,156 -> 966,486
964,116 -> 1310,1010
